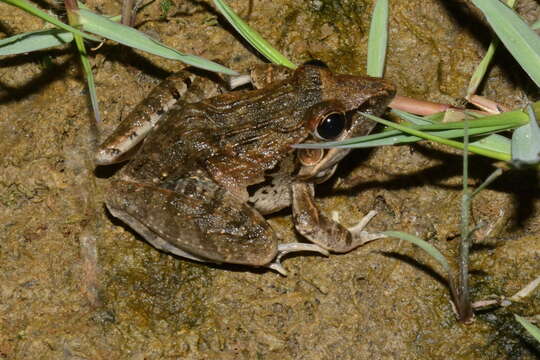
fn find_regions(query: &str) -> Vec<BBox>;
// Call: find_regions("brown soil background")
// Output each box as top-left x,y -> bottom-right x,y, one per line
1,0 -> 539,359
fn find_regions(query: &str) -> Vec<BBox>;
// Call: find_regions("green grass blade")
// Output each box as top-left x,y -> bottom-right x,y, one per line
533,21 -> 540,31
391,109 -> 432,125
73,32 -> 101,123
362,113 -> 513,160
471,0 -> 540,87
212,0 -> 296,69
66,3 -> 101,123
470,134 -> 511,155
511,104 -> 540,166
383,231 -> 450,273
467,40 -> 498,97
366,0 -> 388,77
515,315 -> 540,343
392,108 -> 530,131
471,168 -> 503,198
0,29 -> 73,55
76,8 -> 238,75
294,124 -> 514,149
467,0 -> 515,96
1,0 -> 99,41
295,103 -> 540,160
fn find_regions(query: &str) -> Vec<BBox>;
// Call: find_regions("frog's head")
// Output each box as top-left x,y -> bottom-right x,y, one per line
295,63 -> 396,182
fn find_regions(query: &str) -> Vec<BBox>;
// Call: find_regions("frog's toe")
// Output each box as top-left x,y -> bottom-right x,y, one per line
267,243 -> 329,276
348,210 -> 387,246
228,74 -> 252,89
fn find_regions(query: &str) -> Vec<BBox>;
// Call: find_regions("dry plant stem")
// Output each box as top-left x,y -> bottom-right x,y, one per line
64,0 -> 79,23
510,276 -> 540,301
457,120 -> 474,323
64,0 -> 77,12
458,193 -> 474,322
122,0 -> 136,26
389,95 -> 490,116
466,94 -> 508,114
472,299 -> 501,309
389,95 -> 452,115
80,231 -> 101,307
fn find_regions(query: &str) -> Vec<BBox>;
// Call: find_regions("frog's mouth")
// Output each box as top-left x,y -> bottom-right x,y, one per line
296,146 -> 350,183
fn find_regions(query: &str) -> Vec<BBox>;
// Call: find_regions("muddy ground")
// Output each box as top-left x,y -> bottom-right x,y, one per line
1,0 -> 539,359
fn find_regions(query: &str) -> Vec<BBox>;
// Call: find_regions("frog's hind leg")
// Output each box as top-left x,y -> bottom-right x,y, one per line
270,243 -> 329,276
292,182 -> 387,253
106,178 -> 327,274
95,72 -> 195,165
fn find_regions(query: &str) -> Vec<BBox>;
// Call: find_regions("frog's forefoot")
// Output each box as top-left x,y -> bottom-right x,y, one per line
339,210 -> 387,247
268,243 -> 330,276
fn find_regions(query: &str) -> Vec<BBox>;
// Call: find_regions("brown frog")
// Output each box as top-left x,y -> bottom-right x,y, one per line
95,63 -> 395,275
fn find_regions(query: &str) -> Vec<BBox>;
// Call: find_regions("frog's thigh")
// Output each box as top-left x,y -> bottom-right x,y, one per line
106,178 -> 278,266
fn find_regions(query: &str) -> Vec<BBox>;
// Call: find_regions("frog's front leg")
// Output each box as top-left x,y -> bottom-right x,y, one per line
291,182 -> 386,253
106,177 -> 328,275
95,72 -> 195,165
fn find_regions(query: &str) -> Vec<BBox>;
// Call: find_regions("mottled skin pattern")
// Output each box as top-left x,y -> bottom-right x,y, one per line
99,64 -> 395,269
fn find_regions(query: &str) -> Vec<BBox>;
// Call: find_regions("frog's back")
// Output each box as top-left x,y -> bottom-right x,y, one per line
121,66 -> 325,190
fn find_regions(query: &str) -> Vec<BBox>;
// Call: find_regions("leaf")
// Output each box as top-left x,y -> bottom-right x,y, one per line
383,231 -> 450,273
466,0 -> 516,97
0,29 -> 73,55
212,0 -> 296,69
1,0 -> 98,41
76,8 -> 238,75
515,315 -> 540,343
471,0 -> 540,87
366,0 -> 388,77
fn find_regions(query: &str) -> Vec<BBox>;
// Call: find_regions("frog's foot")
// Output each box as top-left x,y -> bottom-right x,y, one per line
333,210 -> 387,247
268,243 -> 329,276
292,182 -> 386,254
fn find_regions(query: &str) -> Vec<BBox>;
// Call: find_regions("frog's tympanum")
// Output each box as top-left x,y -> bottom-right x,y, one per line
96,63 -> 396,275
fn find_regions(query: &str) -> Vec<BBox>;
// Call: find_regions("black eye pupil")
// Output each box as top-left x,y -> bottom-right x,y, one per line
317,113 -> 346,140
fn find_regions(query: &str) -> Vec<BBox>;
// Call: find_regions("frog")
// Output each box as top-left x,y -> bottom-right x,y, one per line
95,62 -> 396,275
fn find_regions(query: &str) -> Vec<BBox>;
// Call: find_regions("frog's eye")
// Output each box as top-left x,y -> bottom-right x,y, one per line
315,112 -> 347,140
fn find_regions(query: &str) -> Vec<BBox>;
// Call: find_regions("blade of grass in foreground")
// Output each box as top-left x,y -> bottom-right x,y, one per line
295,103 -> 540,161
212,0 -> 297,69
361,113 -> 513,160
366,0 -> 388,77
383,231 -> 450,273
76,8 -> 238,75
1,0 -> 99,42
515,315 -> 540,343
471,0 -> 540,87
0,29 -> 74,55
466,0 -> 516,97
307,113 -> 515,160
73,33 -> 101,122
65,0 -> 101,123
294,108 -> 528,155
